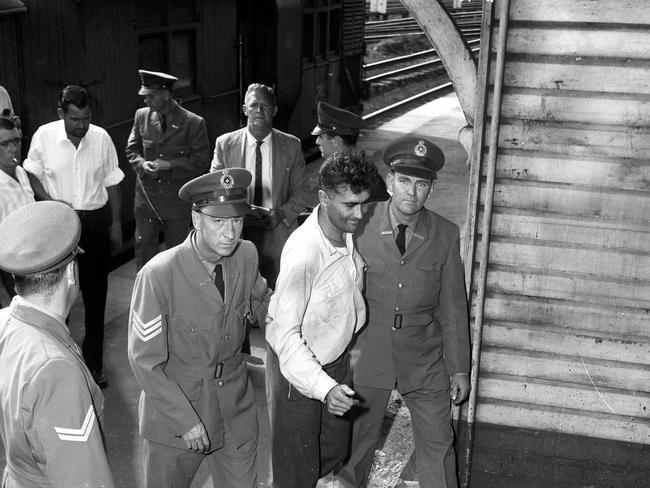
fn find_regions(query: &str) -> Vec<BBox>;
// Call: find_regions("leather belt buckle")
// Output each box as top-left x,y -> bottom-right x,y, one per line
214,362 -> 224,378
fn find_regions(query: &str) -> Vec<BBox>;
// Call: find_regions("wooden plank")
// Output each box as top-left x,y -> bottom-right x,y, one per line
489,149 -> 650,191
495,58 -> 650,95
478,237 -> 650,281
484,207 -> 650,252
498,120 -> 650,160
482,322 -> 650,364
494,0 -> 650,25
500,26 -> 650,59
478,375 -> 650,418
485,265 -> 650,308
490,89 -> 650,127
480,348 -> 648,392
480,294 -> 650,338
476,399 -> 650,444
481,180 -> 650,221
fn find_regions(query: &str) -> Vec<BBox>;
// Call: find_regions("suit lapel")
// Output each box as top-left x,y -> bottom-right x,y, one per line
405,210 -> 430,257
270,130 -> 283,207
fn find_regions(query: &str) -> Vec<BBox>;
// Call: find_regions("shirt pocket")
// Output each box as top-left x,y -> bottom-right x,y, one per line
169,315 -> 217,363
413,262 -> 444,305
159,144 -> 189,160
310,279 -> 347,324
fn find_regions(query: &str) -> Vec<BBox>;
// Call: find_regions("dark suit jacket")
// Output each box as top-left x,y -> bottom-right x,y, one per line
351,201 -> 470,394
210,127 -> 311,227
128,233 -> 271,451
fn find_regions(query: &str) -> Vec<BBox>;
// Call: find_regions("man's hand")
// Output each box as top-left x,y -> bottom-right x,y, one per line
325,384 -> 358,416
265,209 -> 285,229
109,223 -> 122,251
142,161 -> 159,176
450,373 -> 470,405
154,158 -> 172,171
182,422 -> 210,453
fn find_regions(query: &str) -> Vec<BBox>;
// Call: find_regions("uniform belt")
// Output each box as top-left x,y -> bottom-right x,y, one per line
165,354 -> 243,379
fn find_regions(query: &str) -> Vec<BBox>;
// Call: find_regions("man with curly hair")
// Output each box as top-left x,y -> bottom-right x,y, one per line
265,151 -> 379,488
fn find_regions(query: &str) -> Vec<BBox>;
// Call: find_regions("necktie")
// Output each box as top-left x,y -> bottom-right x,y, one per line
396,224 -> 407,255
214,264 -> 225,298
254,140 -> 263,206
160,113 -> 167,133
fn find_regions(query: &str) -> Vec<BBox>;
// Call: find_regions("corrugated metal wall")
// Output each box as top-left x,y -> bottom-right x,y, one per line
468,0 -> 650,445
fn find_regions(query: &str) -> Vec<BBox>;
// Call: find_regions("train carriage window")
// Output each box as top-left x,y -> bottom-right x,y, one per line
302,0 -> 342,64
136,0 -> 198,97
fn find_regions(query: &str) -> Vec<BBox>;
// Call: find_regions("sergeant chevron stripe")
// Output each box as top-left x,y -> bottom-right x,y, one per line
132,311 -> 163,342
54,405 -> 95,442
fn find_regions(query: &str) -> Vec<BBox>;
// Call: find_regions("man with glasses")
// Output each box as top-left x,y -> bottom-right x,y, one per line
128,168 -> 271,488
0,116 -> 34,306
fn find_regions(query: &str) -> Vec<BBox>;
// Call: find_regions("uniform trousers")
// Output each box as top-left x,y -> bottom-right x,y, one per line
77,207 -> 110,374
337,384 -> 457,488
143,425 -> 258,488
134,192 -> 190,270
267,349 -> 352,488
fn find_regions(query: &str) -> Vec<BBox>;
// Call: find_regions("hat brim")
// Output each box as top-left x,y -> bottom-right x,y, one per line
391,164 -> 437,180
196,202 -> 252,218
138,86 -> 158,96
311,125 -> 325,136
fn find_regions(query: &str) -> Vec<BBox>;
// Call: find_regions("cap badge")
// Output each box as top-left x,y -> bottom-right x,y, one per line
415,140 -> 427,157
220,170 -> 235,189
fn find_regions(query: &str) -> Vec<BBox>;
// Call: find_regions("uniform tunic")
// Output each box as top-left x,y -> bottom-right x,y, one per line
128,232 -> 270,452
0,297 -> 114,488
339,200 -> 470,488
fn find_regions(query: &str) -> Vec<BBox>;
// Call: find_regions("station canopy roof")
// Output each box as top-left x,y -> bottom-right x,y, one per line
0,0 -> 26,16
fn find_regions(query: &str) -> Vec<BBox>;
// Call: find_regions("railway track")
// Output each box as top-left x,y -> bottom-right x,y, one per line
362,5 -> 482,126
364,38 -> 480,83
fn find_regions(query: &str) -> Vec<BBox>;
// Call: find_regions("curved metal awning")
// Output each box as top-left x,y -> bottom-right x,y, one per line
0,0 -> 26,16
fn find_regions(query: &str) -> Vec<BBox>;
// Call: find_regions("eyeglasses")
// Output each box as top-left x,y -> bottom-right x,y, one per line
0,137 -> 21,148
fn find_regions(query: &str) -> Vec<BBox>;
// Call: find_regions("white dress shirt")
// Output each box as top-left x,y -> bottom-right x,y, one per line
244,130 -> 273,209
266,205 -> 367,402
0,166 -> 35,222
23,121 -> 124,210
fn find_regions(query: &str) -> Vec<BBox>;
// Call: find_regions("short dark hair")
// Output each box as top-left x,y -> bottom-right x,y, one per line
244,83 -> 276,106
319,150 -> 379,195
14,266 -> 66,300
0,116 -> 16,131
58,85 -> 91,113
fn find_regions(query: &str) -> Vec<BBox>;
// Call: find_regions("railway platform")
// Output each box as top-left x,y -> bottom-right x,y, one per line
0,93 -> 469,488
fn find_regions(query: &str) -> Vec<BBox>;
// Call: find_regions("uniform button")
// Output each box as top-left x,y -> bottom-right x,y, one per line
218,380 -> 224,386
159,153 -> 163,157
224,335 -> 230,341
400,260 -> 406,265
395,306 -> 400,312
398,283 -> 403,288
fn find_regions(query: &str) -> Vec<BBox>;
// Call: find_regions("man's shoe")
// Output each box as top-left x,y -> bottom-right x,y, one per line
91,370 -> 108,389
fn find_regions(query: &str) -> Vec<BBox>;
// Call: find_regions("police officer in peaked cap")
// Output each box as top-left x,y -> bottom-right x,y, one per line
0,201 -> 115,487
126,68 -> 211,270
338,137 -> 471,488
312,101 -> 389,202
128,168 -> 271,488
